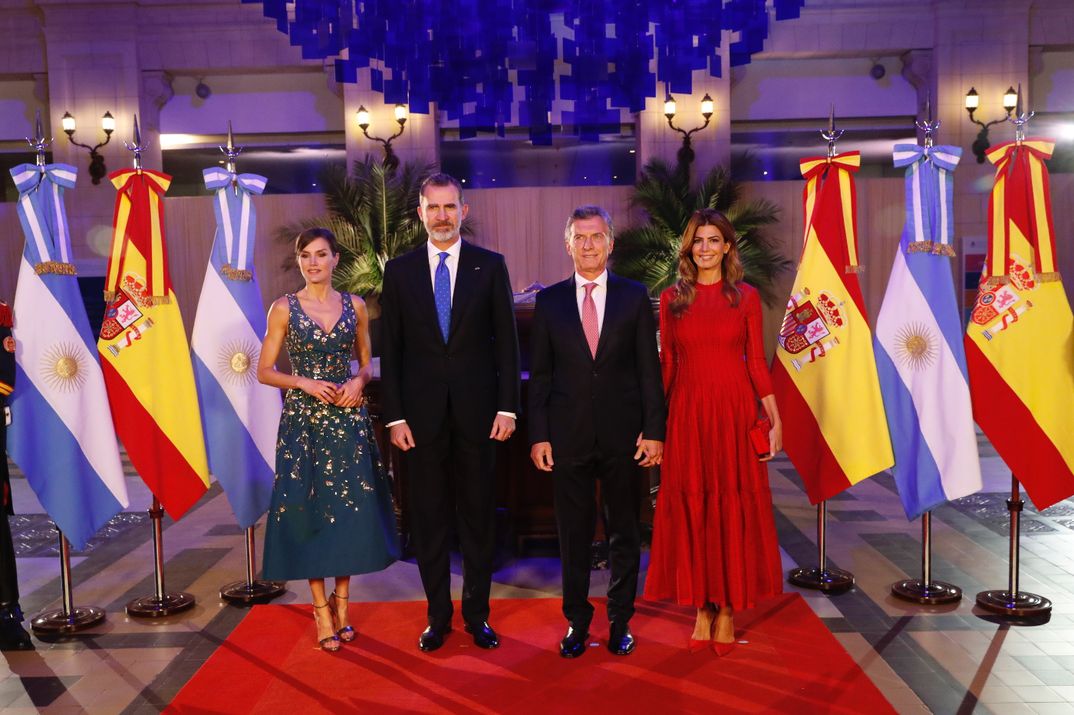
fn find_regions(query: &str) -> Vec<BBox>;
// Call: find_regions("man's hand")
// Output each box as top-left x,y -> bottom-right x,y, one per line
530,442 -> 554,472
390,423 -> 416,451
489,414 -> 516,441
333,378 -> 365,408
634,432 -> 663,468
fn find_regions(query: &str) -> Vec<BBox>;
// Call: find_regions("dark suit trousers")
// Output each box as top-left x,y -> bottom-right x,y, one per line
0,420 -> 17,608
553,450 -> 640,631
405,413 -> 496,630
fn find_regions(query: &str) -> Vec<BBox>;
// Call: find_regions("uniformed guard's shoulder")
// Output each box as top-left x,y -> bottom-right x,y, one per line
0,301 -> 11,328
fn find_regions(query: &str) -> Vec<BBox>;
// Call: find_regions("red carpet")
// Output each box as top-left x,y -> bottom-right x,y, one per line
167,594 -> 894,714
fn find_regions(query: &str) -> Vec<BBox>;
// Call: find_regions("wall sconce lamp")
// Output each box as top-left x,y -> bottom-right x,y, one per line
61,111 -> 115,184
965,86 -> 1018,163
664,92 -> 714,167
356,104 -> 408,171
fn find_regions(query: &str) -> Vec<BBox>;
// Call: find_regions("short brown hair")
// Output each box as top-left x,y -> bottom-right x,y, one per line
420,173 -> 465,203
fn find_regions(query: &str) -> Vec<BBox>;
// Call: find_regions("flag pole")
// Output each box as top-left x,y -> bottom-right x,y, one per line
126,497 -> 195,617
207,122 -> 285,606
891,511 -> 961,604
221,526 -> 285,605
973,90 -> 1050,618
30,530 -> 106,633
976,474 -> 1051,617
889,102 -> 962,606
789,501 -> 854,592
113,119 -> 195,618
787,109 -> 854,593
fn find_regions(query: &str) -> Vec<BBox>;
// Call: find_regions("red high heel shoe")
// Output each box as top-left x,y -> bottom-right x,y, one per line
688,638 -> 709,653
712,640 -> 735,656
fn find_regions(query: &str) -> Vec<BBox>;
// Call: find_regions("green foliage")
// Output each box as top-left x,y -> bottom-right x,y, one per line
277,156 -> 437,297
610,158 -> 790,304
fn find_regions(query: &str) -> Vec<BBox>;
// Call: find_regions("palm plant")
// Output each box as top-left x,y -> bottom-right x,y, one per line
610,158 -> 790,304
277,156 -> 435,300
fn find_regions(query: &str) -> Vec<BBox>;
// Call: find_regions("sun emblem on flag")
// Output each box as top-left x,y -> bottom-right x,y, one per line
218,341 -> 259,385
40,343 -> 87,392
893,323 -> 938,370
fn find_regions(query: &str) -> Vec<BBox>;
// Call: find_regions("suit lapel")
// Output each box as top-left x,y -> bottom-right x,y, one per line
593,274 -> 619,363
408,246 -> 441,334
448,241 -> 477,341
562,275 -> 598,363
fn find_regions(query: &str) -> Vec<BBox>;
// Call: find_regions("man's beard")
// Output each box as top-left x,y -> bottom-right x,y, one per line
428,225 -> 458,241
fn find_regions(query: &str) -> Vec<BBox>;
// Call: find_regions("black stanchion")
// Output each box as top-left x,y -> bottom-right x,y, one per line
126,498 -> 195,618
891,511 -> 962,605
789,500 -> 854,592
221,526 -> 285,605
975,475 -> 1051,617
31,530 -> 106,634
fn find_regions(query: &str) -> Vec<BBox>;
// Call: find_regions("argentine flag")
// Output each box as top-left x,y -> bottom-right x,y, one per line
7,163 -> 129,550
874,144 -> 982,519
191,169 -> 281,528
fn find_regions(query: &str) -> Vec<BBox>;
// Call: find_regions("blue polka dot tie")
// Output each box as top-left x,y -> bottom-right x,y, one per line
434,251 -> 451,343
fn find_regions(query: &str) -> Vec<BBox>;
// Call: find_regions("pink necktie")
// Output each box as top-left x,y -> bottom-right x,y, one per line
582,282 -> 599,358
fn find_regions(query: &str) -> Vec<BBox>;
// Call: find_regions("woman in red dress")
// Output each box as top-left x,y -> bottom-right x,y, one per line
643,209 -> 783,655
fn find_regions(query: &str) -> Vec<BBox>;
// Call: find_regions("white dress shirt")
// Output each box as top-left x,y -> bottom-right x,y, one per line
574,270 -> 608,334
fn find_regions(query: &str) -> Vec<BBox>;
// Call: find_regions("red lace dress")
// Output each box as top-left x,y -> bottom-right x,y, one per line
643,281 -> 782,608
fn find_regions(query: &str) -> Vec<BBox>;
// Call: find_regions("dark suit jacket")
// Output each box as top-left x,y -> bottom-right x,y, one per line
528,272 -> 665,458
380,241 -> 520,443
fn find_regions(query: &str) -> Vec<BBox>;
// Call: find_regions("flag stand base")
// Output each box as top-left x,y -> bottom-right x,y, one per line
126,499 -> 196,619
788,501 -> 855,593
891,511 -> 962,605
32,606 -> 105,634
31,531 -> 106,634
789,566 -> 855,592
974,475 -> 1051,619
976,590 -> 1051,617
221,526 -> 286,606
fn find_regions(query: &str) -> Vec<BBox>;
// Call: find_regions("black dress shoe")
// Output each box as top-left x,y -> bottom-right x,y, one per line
559,626 -> 589,659
608,622 -> 635,656
419,625 -> 451,652
463,621 -> 500,649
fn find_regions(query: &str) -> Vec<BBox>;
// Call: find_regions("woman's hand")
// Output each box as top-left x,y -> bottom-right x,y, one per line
299,377 -> 339,404
334,377 -> 365,408
761,420 -> 783,462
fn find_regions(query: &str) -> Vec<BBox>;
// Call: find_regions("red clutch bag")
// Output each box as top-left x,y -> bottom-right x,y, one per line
749,417 -> 772,459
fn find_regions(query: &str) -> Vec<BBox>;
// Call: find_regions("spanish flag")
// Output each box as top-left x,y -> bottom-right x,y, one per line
964,139 -> 1074,510
97,169 -> 209,519
772,152 -> 894,502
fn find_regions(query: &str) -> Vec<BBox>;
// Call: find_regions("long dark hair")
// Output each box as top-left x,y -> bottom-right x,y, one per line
669,209 -> 744,317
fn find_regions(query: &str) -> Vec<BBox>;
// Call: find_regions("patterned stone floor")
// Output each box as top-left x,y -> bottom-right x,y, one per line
3,436 -> 1074,714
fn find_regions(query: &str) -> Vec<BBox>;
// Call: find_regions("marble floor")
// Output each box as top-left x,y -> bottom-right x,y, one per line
3,435 -> 1074,714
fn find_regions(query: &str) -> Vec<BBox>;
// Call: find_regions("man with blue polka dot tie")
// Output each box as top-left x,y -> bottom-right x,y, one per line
381,173 -> 520,655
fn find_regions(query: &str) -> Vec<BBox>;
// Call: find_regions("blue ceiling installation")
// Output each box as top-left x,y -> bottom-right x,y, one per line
245,0 -> 806,144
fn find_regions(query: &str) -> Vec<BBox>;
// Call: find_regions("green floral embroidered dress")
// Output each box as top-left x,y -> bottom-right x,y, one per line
262,293 -> 399,580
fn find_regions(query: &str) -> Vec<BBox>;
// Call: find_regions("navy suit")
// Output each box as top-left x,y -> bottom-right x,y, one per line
528,273 -> 665,630
381,241 -> 520,629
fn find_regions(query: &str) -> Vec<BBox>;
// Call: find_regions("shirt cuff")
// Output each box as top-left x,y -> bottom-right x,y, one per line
496,411 -> 517,419
385,419 -> 407,428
